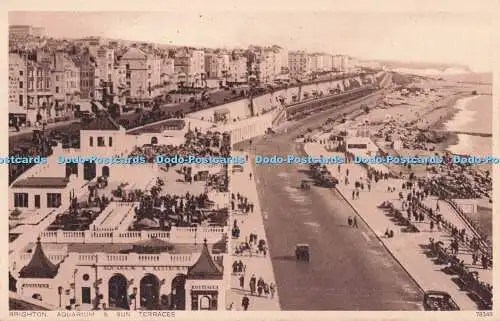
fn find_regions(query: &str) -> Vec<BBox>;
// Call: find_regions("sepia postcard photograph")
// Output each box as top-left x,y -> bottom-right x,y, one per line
2,1 -> 497,320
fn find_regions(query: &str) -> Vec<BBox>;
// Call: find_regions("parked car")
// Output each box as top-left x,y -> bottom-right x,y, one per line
423,291 -> 460,311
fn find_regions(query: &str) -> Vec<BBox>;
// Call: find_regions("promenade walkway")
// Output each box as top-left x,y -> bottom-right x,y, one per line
226,153 -> 280,311
304,143 -> 491,310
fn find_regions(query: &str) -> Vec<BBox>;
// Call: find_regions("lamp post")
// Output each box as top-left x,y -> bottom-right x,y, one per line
133,287 -> 138,310
58,286 -> 63,308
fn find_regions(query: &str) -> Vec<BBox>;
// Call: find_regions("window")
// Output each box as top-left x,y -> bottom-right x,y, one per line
19,81 -> 23,89
108,137 -> 113,147
55,87 -> 59,94
19,70 -> 23,76
47,193 -> 61,208
14,193 -> 28,208
56,75 -> 60,81
19,95 -> 23,107
28,80 -> 33,90
97,137 -> 105,147
81,287 -> 91,304
89,137 -> 94,147
34,195 -> 41,208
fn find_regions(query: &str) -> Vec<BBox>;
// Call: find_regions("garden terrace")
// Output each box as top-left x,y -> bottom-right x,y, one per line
129,130 -> 231,162
128,192 -> 229,231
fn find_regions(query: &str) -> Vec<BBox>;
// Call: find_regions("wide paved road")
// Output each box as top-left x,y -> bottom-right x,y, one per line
243,94 -> 424,310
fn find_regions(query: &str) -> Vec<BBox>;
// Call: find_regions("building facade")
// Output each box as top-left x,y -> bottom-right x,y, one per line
121,47 -> 162,100
73,53 -> 96,100
227,55 -> 248,84
15,238 -> 226,311
288,51 -> 312,78
8,53 -> 27,114
51,51 -> 80,115
205,53 -> 229,79
174,49 -> 206,87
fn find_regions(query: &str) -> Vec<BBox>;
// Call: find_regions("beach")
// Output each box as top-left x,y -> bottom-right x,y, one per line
365,75 -> 493,242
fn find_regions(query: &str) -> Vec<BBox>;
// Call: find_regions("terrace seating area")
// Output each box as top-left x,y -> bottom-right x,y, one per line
129,129 -> 231,162
129,191 -> 229,231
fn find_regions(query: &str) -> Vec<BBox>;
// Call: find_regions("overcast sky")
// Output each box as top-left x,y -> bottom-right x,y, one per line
8,2 -> 495,72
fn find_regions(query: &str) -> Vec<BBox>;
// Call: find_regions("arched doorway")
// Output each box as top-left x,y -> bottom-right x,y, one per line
140,274 -> 160,309
171,274 -> 186,310
102,166 -> 110,177
83,161 -> 96,181
108,274 -> 129,309
151,137 -> 158,145
199,295 -> 211,310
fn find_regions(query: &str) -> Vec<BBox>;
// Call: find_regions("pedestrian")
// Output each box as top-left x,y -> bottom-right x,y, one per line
242,295 -> 250,311
250,275 -> 256,295
257,285 -> 263,296
270,282 -> 276,299
249,172 -> 252,180
352,190 -> 355,200
429,220 -> 434,232
239,275 -> 245,288
352,216 -> 358,228
348,216 -> 353,227
356,190 -> 360,199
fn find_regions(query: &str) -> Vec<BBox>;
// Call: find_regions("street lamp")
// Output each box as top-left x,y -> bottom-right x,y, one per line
58,286 -> 63,308
133,287 -> 138,310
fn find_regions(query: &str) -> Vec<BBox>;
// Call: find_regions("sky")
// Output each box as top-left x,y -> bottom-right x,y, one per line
8,6 -> 495,72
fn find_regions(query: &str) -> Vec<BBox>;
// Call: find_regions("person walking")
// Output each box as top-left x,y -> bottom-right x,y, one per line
352,216 -> 358,228
429,220 -> 434,232
270,282 -> 276,299
239,275 -> 245,288
242,295 -> 250,311
348,216 -> 353,227
249,172 -> 252,180
250,275 -> 256,295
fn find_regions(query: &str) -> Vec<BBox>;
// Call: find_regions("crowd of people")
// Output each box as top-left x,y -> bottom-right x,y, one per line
231,192 -> 255,214
233,275 -> 276,311
129,184 -> 228,229
233,232 -> 268,257
129,129 -> 231,163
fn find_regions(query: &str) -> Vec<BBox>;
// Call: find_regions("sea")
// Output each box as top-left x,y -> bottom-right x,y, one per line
443,94 -> 492,157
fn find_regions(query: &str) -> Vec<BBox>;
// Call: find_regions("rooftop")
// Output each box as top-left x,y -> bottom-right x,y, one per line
187,239 -> 223,280
12,177 -> 69,189
121,47 -> 147,60
82,113 -> 121,131
19,238 -> 59,279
